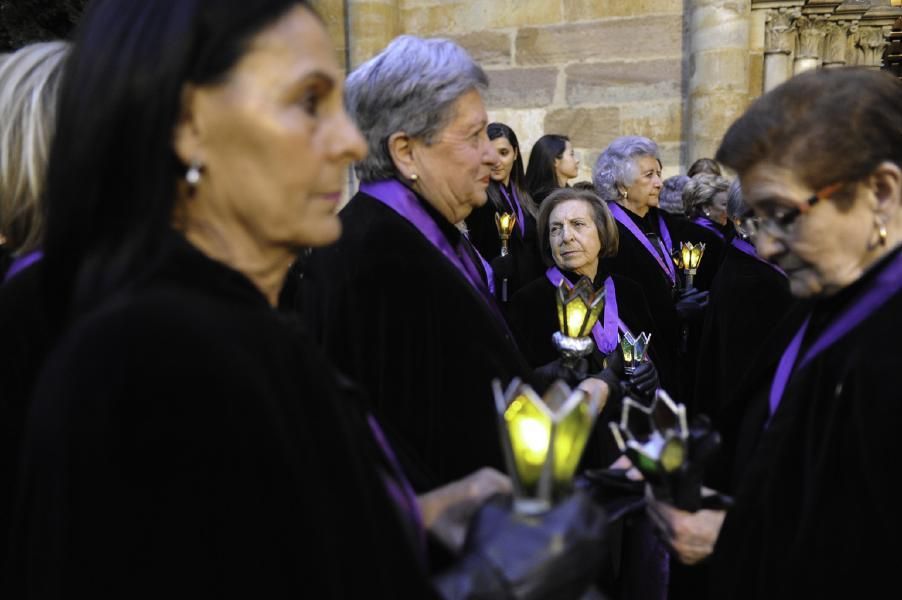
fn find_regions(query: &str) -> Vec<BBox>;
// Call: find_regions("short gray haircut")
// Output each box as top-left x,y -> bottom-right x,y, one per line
682,173 -> 731,219
659,175 -> 690,215
592,136 -> 661,202
726,178 -> 747,221
345,35 -> 489,182
0,40 -> 69,255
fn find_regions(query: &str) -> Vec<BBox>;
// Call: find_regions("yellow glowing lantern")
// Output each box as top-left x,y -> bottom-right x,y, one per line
494,378 -> 601,513
555,276 -> 605,339
494,212 -> 518,257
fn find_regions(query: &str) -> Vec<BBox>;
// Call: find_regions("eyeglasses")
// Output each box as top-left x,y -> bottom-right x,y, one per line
739,181 -> 845,239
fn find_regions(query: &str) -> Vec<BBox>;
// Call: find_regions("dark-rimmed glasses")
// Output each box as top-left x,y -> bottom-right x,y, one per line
740,181 -> 845,239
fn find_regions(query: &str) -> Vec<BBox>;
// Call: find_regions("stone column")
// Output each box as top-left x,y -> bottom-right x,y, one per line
793,15 -> 828,74
822,21 -> 853,67
686,0 -> 751,163
764,8 -> 798,92
851,26 -> 891,66
347,0 -> 400,69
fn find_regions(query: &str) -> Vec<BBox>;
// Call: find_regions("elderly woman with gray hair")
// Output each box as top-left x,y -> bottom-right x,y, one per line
679,172 -> 733,291
299,36 -> 610,493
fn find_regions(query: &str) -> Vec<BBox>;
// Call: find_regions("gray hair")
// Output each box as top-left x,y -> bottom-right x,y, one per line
592,135 -> 661,202
345,35 -> 489,182
726,178 -> 747,221
659,175 -> 690,215
0,40 -> 69,255
682,173 -> 731,219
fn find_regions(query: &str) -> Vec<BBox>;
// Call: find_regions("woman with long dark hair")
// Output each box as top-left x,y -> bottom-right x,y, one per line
464,122 -> 543,296
524,133 -> 579,205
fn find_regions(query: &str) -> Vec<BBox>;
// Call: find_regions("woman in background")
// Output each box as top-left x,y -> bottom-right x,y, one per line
465,122 -> 543,297
524,133 -> 579,205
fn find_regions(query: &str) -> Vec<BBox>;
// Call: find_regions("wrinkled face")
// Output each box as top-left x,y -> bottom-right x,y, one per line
705,190 -> 729,226
623,156 -> 663,209
490,136 -> 517,186
409,89 -> 498,223
742,163 -> 877,298
549,199 -> 602,279
554,141 -> 580,183
174,6 -> 366,251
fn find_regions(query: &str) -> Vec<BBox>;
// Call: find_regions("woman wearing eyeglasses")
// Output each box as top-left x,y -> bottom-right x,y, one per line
647,68 -> 902,599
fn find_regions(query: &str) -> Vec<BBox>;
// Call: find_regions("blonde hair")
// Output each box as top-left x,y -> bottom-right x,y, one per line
0,41 -> 69,255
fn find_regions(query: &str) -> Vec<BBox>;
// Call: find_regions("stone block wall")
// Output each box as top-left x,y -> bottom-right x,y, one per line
312,0 -> 689,180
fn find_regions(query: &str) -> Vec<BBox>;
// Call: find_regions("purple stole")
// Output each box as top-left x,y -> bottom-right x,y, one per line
545,266 -> 631,354
768,249 -> 902,421
499,184 -> 526,237
360,179 -> 495,297
731,237 -> 787,278
2,249 -> 42,283
608,203 -> 676,285
691,216 -> 725,241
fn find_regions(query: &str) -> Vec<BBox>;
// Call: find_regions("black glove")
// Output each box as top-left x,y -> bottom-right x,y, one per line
626,361 -> 659,404
433,492 -> 606,600
589,348 -> 625,412
674,288 -> 709,320
534,357 -> 588,389
491,254 -> 515,302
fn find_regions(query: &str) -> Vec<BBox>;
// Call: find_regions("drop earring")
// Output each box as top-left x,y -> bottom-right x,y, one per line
186,160 -> 204,187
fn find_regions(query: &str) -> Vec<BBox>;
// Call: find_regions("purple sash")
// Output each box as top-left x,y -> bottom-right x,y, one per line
499,185 -> 526,237
361,179 -> 495,297
731,237 -> 787,278
768,249 -> 902,420
608,203 -> 676,285
2,249 -> 42,283
691,217 -> 725,241
545,266 -> 630,354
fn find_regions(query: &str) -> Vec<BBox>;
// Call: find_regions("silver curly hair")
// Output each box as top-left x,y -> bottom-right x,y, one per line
592,136 -> 661,202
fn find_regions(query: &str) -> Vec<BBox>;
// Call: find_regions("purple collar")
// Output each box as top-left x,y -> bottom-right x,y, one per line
360,179 -> 495,297
545,266 -> 630,354
2,249 -> 42,284
731,237 -> 787,278
768,248 -> 902,421
608,203 -> 676,284
499,184 -> 526,237
691,216 -> 725,241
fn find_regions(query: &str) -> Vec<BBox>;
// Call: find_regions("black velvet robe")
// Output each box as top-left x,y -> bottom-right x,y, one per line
667,215 -> 726,293
709,245 -> 902,599
464,189 -> 544,297
600,205 -> 682,397
297,191 -> 533,492
506,268 -> 674,469
693,239 -> 794,428
3,232 -> 434,598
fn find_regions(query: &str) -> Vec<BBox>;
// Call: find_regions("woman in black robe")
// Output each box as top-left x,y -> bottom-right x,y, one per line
524,134 -> 579,205
2,3 -> 612,597
646,67 -> 902,599
297,35 -> 610,494
464,122 -> 544,299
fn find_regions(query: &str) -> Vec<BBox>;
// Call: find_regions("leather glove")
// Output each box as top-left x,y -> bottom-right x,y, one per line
433,491 -> 606,600
534,357 -> 588,389
626,361 -> 659,404
675,289 -> 709,320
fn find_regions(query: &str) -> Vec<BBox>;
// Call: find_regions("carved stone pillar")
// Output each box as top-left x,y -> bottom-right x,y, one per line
851,25 -> 892,66
686,0 -> 751,163
764,8 -> 798,92
793,15 -> 828,73
822,21 -> 853,67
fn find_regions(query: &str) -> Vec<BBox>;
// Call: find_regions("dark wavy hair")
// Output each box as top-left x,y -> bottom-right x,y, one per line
486,122 -> 537,217
524,134 -> 569,205
42,0 -> 312,324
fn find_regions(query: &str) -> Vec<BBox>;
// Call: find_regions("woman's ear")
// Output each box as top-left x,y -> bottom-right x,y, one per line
870,161 -> 902,216
172,84 -> 204,167
387,131 -> 417,180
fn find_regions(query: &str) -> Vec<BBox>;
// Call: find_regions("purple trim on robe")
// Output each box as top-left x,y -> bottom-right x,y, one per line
545,266 -> 631,354
499,185 -> 526,237
731,237 -> 787,278
768,249 -> 902,420
608,203 -> 676,284
2,249 -> 42,283
360,179 -> 495,297
367,414 -> 427,561
691,217 -> 726,241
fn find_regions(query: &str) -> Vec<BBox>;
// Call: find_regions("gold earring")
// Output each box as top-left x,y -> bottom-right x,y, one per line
877,218 -> 888,247
409,173 -> 419,183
